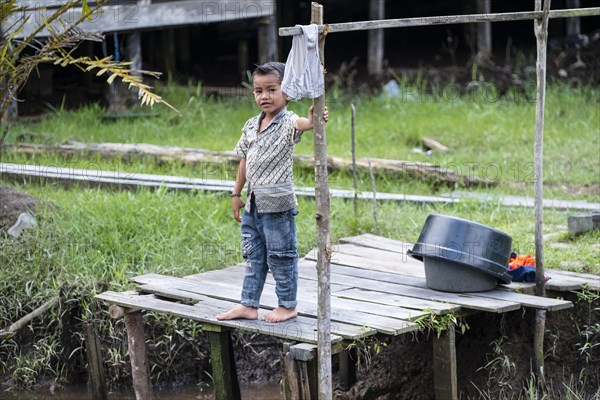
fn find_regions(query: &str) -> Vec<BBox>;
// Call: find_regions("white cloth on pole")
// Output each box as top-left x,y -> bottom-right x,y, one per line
282,24 -> 324,100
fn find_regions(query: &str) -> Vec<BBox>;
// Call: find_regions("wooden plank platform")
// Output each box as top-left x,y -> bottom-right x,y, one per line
94,233 -> 597,400
96,290 -> 340,345
95,233 -> 582,343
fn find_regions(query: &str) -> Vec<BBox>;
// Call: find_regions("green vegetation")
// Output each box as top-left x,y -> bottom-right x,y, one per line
0,82 -> 598,395
3,82 -> 599,200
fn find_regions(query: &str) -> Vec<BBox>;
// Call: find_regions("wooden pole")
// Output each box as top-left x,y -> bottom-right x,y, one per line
83,322 -> 108,400
367,158 -> 379,234
367,0 -> 385,76
0,296 -> 59,337
310,3 -> 332,399
205,326 -> 241,400
123,311 -> 153,400
566,0 -> 581,35
433,326 -> 458,400
533,0 -> 550,384
126,30 -> 142,103
476,0 -> 492,60
279,7 -> 599,36
351,104 -> 358,219
258,14 -> 279,63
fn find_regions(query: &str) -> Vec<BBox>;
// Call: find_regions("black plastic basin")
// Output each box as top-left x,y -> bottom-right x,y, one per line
408,214 -> 512,292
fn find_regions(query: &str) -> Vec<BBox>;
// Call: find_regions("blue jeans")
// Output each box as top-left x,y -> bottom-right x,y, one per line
240,196 -> 299,309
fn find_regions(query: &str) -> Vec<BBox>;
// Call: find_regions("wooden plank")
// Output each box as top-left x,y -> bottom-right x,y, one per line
305,248 -> 425,277
469,290 -> 572,311
447,191 -> 600,212
137,279 -> 409,336
500,282 -> 537,295
302,258 -> 427,287
192,268 -> 428,320
335,283 -> 520,313
187,264 -> 350,293
547,269 -> 600,281
131,276 -> 375,340
332,243 -> 426,274
96,291 -> 343,344
334,288 -> 461,315
301,257 -> 571,311
340,233 -> 411,254
193,265 -> 430,321
279,8 -> 600,36
544,274 -> 600,291
295,262 -> 460,314
262,283 -> 421,334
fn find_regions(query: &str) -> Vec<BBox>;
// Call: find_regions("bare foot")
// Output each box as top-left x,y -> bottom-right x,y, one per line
262,306 -> 298,323
216,305 -> 258,321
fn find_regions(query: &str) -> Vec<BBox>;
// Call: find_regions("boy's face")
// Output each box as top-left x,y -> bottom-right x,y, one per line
253,72 -> 288,116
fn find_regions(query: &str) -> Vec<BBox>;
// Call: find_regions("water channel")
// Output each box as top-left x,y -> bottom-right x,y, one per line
0,382 -> 281,400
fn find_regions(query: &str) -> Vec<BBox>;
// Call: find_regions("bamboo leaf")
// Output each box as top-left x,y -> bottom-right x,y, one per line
106,73 -> 118,85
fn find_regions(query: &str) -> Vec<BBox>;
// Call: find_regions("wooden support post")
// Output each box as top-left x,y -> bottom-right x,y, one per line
433,327 -> 457,400
566,0 -> 581,35
163,29 -> 176,80
338,348 -> 357,391
286,343 -> 319,400
83,322 -> 108,400
310,3 -> 332,399
177,28 -> 191,74
533,0 -> 551,385
258,14 -> 278,63
238,39 -> 249,78
367,0 -> 385,76
205,325 -> 241,400
126,31 -> 142,103
39,67 -> 53,98
476,0 -> 492,61
123,311 -> 153,400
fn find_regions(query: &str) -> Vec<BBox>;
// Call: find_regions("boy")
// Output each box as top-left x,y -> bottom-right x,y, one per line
216,61 -> 328,323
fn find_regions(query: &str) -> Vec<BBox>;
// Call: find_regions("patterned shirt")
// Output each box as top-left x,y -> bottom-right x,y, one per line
235,107 -> 303,213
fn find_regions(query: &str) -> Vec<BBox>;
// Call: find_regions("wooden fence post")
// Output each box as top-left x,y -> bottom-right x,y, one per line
204,324 -> 241,400
565,0 -> 581,35
310,3 -> 332,399
258,14 -> 279,63
123,311 -> 153,400
476,0 -> 492,60
368,0 -> 385,76
83,322 -> 108,400
533,0 -> 551,385
109,305 -> 153,400
433,326 -> 457,400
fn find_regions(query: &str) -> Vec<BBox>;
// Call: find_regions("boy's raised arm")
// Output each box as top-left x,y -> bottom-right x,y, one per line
295,105 -> 329,132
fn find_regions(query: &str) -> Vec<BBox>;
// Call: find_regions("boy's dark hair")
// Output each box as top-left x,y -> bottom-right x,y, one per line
253,61 -> 285,82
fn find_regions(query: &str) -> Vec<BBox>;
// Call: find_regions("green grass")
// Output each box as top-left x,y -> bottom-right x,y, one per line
4,82 -> 599,202
2,184 -> 598,295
